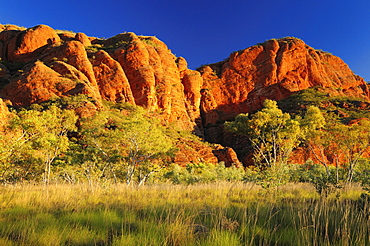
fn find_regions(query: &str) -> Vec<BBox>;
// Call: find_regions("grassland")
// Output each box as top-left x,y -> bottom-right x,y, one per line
0,182 -> 368,245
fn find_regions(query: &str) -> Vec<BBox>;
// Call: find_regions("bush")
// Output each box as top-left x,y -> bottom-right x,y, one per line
161,163 -> 245,185
289,161 -> 345,195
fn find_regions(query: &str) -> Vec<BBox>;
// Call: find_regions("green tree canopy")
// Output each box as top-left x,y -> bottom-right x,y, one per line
225,100 -> 301,169
80,104 -> 175,185
0,105 -> 78,183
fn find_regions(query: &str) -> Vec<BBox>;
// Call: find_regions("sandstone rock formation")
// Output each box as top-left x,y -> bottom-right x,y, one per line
6,25 -> 60,62
1,61 -> 98,106
174,138 -> 219,166
0,24 -> 206,165
198,37 -> 370,126
0,25 -> 198,131
196,37 -> 370,166
178,57 -> 203,132
212,146 -> 242,168
75,32 -> 91,47
1,25 -> 370,167
92,50 -> 135,104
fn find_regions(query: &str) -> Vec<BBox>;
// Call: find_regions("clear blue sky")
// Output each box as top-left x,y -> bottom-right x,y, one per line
2,0 -> 370,81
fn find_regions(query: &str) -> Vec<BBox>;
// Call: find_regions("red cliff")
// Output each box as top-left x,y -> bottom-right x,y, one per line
198,37 -> 370,125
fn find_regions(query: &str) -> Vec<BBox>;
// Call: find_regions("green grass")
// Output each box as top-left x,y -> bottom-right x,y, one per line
0,182 -> 368,245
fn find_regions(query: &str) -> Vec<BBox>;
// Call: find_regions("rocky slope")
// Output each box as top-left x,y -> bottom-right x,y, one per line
198,37 -> 370,126
1,25 -> 369,166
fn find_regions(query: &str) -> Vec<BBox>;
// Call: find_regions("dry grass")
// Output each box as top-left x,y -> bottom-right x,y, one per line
0,182 -> 368,245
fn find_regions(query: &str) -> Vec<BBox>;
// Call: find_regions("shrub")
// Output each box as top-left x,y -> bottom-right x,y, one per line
162,163 -> 245,185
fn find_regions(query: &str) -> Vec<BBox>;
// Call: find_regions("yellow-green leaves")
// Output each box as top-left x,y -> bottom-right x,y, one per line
1,106 -> 78,182
225,100 -> 302,169
80,104 -> 175,185
301,106 -> 326,133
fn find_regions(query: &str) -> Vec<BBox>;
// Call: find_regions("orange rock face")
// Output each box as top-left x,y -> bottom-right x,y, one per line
112,34 -> 195,130
92,50 -> 135,104
212,145 -> 242,167
1,61 -> 98,106
7,25 -> 60,62
42,41 -> 98,87
113,34 -> 157,109
198,37 -> 370,125
75,32 -> 91,47
178,57 -> 203,127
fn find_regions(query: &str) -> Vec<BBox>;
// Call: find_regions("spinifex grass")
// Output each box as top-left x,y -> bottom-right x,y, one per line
0,182 -> 368,245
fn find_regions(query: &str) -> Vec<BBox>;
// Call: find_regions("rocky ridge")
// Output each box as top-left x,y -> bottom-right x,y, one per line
198,37 -> 370,126
1,25 -> 369,166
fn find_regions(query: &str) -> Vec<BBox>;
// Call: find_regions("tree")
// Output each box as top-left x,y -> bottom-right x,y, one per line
334,120 -> 370,182
300,106 -> 334,178
80,104 -> 175,186
0,113 -> 22,182
304,108 -> 370,184
3,105 -> 78,183
226,100 -> 301,168
225,100 -> 302,187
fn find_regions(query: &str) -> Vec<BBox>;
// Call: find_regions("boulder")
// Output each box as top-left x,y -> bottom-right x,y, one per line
1,61 -> 98,106
212,146 -> 243,167
41,40 -> 98,88
7,25 -> 60,62
75,32 -> 91,47
174,138 -> 219,166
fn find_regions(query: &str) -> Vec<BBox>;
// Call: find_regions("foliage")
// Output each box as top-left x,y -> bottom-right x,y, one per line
2,90 -> 370,193
278,86 -> 370,123
0,106 -> 78,183
55,29 -> 76,34
0,98 -> 192,185
278,87 -> 328,114
225,100 -> 302,189
300,105 -> 326,132
33,94 -> 94,110
225,100 -> 301,168
79,104 -> 175,186
290,162 -> 343,195
162,163 -> 245,184
243,164 -> 296,190
225,97 -> 370,194
1,97 -> 249,186
354,159 -> 370,192
103,40 -> 131,51
140,37 -> 160,48
303,114 -> 370,193
331,119 -> 370,181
